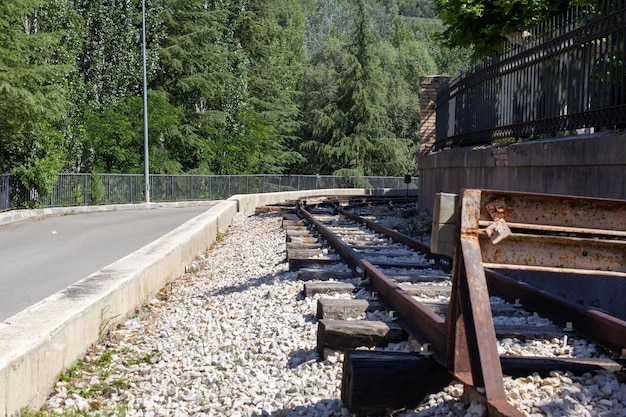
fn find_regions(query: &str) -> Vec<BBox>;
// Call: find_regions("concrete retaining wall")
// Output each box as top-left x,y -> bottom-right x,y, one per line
418,131 -> 626,214
0,188 -> 396,417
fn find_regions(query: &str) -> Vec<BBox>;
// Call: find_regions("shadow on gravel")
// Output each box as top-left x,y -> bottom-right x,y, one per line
287,348 -> 319,368
208,268 -> 293,297
252,399 -> 346,417
303,313 -> 317,323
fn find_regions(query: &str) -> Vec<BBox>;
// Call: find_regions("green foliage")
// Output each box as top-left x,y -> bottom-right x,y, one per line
0,0 -> 73,206
381,0 -> 439,18
89,172 -> 106,204
77,0 -> 161,107
57,360 -> 83,382
1,0 -> 468,192
84,96 -> 143,173
296,0 -> 445,177
240,0 -> 307,173
73,184 -> 84,205
434,0 -> 590,57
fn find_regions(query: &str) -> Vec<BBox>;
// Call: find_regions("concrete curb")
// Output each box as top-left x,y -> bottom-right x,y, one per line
0,201 -> 217,227
0,188 -> 412,416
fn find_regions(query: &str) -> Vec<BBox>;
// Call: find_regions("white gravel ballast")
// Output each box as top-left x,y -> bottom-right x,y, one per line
42,213 -> 626,417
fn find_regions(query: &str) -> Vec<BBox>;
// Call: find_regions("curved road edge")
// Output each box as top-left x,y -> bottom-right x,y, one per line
0,200 -> 217,226
0,199 -> 237,417
0,188 -> 408,416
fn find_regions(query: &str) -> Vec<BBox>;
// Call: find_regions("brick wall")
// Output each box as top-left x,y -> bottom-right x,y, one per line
419,76 -> 450,154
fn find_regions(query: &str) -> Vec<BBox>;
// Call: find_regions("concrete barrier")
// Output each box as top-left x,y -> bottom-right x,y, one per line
418,131 -> 626,215
0,188 -> 410,416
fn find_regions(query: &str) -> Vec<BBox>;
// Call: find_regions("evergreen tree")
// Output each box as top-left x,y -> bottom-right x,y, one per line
158,0 -> 248,174
238,0 -> 306,173
302,0 -> 401,177
297,35 -> 351,174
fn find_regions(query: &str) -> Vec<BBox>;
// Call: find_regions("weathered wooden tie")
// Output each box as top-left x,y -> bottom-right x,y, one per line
304,281 -> 357,296
303,281 -> 450,298
341,350 -> 622,416
289,257 -> 342,271
286,241 -> 321,250
317,298 -> 381,319
297,268 -> 356,281
317,319 -> 407,358
383,271 -> 450,283
341,350 -> 453,416
316,298 -> 529,320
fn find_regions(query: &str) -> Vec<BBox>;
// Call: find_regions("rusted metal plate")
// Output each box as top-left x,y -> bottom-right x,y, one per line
459,237 -> 506,401
478,233 -> 626,274
476,189 -> 626,231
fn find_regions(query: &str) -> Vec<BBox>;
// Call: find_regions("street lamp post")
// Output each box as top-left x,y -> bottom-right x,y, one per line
142,0 -> 150,203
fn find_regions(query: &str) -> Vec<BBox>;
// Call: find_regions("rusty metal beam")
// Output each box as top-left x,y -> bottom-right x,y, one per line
445,189 -> 515,412
478,233 -> 626,274
362,260 -> 447,362
476,190 -> 626,231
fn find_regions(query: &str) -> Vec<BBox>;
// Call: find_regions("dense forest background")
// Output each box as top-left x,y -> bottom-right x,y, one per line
0,0 -> 470,199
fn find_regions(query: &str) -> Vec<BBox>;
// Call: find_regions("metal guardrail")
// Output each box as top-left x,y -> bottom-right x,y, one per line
434,0 -> 626,150
0,174 -> 9,212
4,173 -> 417,209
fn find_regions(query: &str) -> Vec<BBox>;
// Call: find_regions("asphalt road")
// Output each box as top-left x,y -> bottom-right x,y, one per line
0,205 -> 216,322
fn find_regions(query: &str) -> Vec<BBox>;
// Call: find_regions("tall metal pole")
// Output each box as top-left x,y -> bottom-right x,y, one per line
142,0 -> 150,202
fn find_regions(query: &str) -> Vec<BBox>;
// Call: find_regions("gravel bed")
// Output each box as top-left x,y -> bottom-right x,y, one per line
41,213 -> 626,417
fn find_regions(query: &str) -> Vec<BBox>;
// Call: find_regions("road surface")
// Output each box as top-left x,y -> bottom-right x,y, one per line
0,204 -> 216,321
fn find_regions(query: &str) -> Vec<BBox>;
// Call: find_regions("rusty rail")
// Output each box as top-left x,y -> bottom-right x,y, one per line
300,194 -> 626,417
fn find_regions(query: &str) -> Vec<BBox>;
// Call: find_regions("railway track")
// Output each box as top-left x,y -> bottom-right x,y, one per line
280,192 -> 626,417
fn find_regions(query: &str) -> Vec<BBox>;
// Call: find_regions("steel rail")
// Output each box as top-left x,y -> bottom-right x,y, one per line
345,198 -> 626,358
299,199 -> 626,417
339,208 -> 452,270
298,206 -> 449,358
301,204 -> 524,416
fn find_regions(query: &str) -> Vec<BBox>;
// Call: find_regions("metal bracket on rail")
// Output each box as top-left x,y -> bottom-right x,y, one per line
446,189 -> 626,417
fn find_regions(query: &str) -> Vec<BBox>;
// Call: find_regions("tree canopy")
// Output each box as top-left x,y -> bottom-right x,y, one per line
1,0 -> 470,205
434,0 -> 590,56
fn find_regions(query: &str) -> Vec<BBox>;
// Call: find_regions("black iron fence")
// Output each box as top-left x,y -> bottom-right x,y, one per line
434,0 -> 626,150
3,173 -> 417,209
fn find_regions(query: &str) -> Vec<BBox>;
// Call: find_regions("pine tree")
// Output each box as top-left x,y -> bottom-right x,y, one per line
238,0 -> 306,173
307,0 -> 397,177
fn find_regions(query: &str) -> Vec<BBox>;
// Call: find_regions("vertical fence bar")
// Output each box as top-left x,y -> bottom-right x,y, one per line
0,174 -> 10,211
